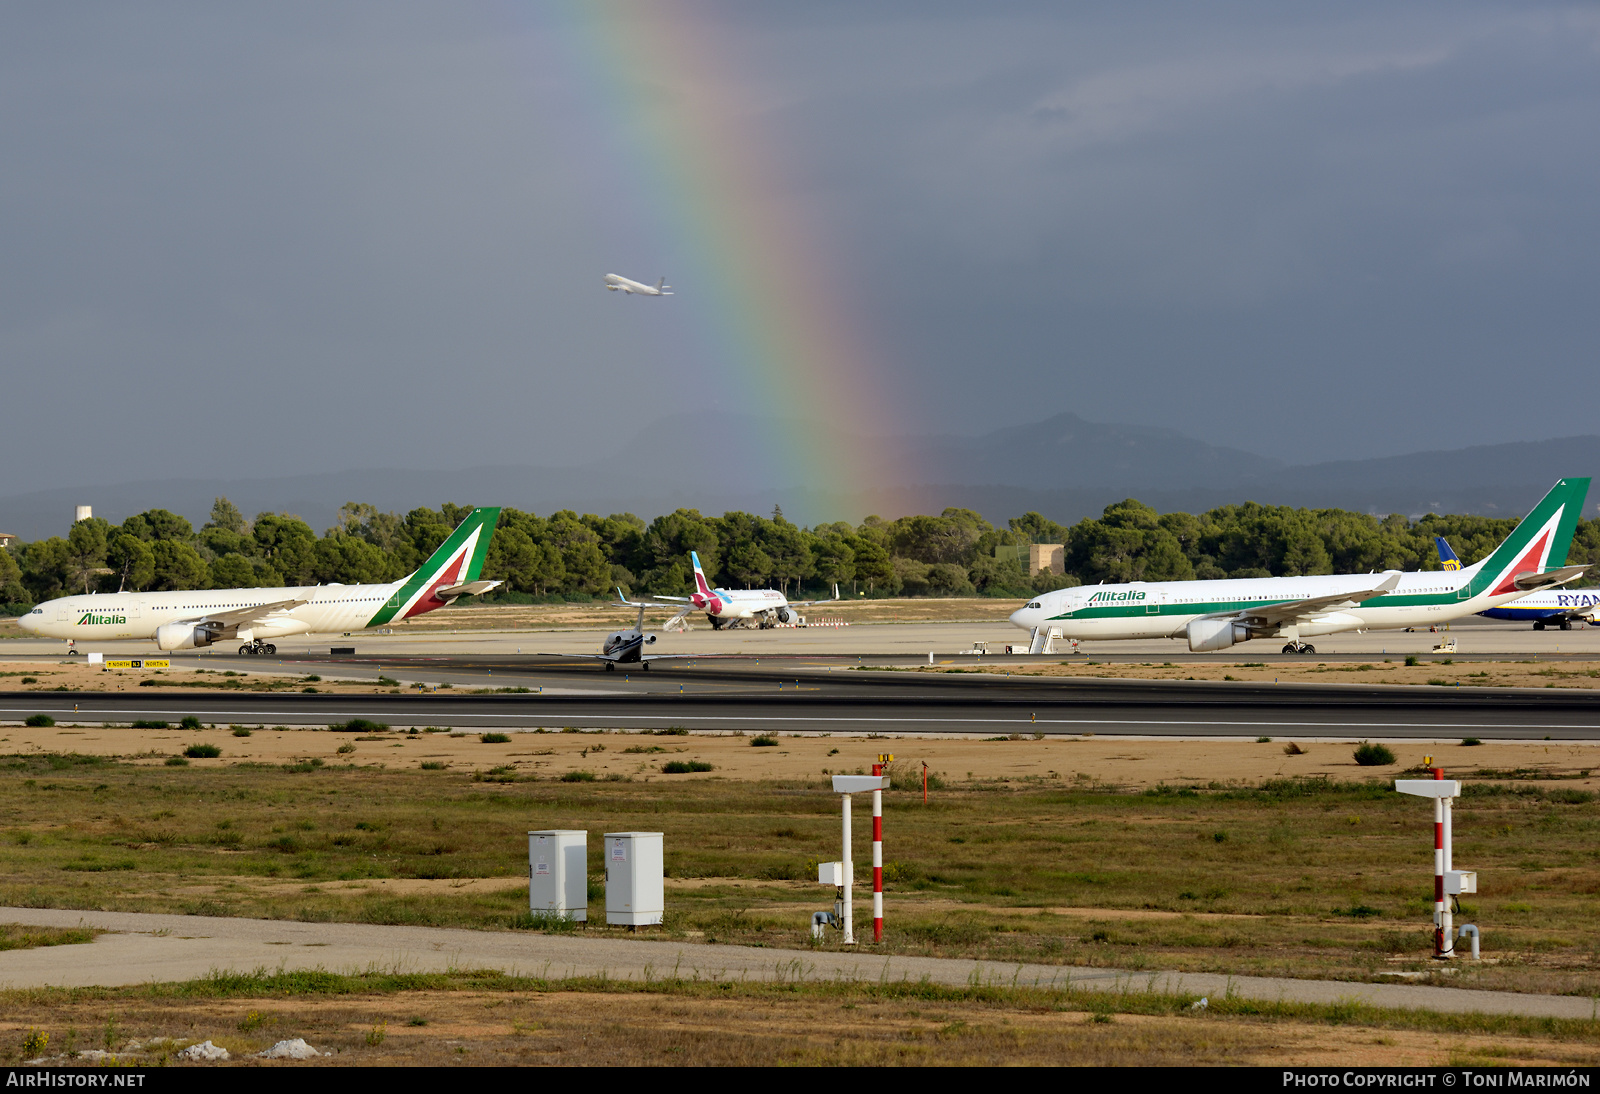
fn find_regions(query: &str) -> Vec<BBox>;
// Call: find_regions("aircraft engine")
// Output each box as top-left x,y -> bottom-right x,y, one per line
1186,617 -> 1250,653
155,623 -> 215,650
776,608 -> 791,624
646,634 -> 657,644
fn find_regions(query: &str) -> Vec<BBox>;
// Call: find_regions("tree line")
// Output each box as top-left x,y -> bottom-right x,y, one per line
4,495 -> 1598,614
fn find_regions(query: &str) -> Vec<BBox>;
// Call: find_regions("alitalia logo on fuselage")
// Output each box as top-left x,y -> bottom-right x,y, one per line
77,613 -> 126,626
1088,590 -> 1145,603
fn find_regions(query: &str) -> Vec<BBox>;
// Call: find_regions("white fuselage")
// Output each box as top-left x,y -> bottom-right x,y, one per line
697,587 -> 790,621
17,583 -> 401,645
1010,569 -> 1533,647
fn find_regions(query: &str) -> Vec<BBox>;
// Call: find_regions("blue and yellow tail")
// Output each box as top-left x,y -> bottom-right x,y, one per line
1434,537 -> 1462,571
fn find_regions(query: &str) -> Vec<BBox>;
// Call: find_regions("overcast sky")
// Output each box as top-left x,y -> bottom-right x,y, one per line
3,2 -> 1598,494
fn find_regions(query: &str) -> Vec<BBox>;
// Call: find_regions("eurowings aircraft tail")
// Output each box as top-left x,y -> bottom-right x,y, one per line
1462,479 -> 1590,597
690,550 -> 715,599
370,507 -> 502,624
1434,537 -> 1462,571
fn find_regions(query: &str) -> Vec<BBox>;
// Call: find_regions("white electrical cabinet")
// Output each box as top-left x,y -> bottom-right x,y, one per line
1445,870 -> 1477,895
604,832 -> 664,926
528,830 -> 588,921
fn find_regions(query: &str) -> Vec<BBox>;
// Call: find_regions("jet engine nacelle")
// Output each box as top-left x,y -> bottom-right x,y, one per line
776,608 -> 791,624
645,634 -> 657,644
155,623 -> 216,650
1186,617 -> 1250,652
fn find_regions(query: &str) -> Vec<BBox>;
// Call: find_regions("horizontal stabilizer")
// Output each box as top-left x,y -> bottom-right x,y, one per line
1513,565 -> 1589,591
434,580 -> 502,601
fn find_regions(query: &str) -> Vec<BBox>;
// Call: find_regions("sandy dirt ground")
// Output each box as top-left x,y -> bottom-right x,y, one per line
0,718 -> 1591,787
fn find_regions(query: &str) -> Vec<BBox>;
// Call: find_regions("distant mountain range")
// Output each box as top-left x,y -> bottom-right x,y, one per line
2,412 -> 1597,540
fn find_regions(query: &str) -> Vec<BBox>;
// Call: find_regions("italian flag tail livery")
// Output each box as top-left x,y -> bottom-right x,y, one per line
1467,478 -> 1589,598
368,507 -> 501,625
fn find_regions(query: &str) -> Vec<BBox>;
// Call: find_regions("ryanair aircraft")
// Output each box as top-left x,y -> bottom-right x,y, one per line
1009,479 -> 1590,654
18,508 -> 501,654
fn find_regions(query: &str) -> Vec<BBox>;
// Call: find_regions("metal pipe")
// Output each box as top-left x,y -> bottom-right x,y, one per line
1442,793 -> 1455,958
1433,766 -> 1451,958
1458,923 -> 1480,960
842,792 -> 854,945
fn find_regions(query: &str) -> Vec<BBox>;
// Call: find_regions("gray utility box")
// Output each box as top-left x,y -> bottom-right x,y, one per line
604,832 -> 664,926
528,830 -> 588,921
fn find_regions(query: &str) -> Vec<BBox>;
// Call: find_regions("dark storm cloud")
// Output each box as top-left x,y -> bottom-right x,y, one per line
2,2 -> 1597,496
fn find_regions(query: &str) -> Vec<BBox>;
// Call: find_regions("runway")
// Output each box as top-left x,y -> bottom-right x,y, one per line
6,657 -> 1600,739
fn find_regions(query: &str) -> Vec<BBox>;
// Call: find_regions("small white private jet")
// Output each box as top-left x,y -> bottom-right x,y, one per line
603,273 -> 673,296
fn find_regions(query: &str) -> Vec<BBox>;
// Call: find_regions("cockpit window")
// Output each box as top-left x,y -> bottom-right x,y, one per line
1027,602 -> 1041,609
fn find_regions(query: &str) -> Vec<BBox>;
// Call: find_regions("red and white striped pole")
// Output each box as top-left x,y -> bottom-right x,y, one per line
871,755 -> 890,943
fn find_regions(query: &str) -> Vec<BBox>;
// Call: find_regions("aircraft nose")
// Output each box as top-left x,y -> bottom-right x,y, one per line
16,610 -> 35,633
1009,605 -> 1034,630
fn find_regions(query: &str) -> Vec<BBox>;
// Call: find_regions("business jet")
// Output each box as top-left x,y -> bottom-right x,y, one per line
649,551 -> 838,630
1435,535 -> 1600,630
603,274 -> 673,296
1009,479 -> 1590,654
17,508 -> 503,654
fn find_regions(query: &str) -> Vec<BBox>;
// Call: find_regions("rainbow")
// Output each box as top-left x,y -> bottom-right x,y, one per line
536,4 -> 910,511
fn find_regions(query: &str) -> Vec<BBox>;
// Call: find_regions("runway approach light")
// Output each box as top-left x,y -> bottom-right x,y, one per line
1396,767 -> 1478,959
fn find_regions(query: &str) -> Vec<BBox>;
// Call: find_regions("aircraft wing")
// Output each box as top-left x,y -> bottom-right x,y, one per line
615,590 -> 693,630
792,584 -> 842,607
187,598 -> 310,628
1232,572 -> 1403,627
1512,565 -> 1589,591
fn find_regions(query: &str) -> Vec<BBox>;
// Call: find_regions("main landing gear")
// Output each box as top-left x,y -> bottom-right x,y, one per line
1281,642 -> 1316,655
237,642 -> 277,656
1533,621 -> 1573,631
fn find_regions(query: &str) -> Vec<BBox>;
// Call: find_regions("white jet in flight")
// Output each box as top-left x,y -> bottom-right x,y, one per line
1008,478 -> 1590,655
604,274 -> 673,296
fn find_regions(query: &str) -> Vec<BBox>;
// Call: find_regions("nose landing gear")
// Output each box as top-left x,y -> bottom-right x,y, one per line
237,642 -> 277,656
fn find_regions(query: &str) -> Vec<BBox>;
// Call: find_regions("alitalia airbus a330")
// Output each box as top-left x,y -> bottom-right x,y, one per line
1008,479 -> 1591,654
17,508 -> 503,654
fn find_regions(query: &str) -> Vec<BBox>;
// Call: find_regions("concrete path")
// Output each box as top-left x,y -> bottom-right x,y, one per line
1,907 -> 1595,1020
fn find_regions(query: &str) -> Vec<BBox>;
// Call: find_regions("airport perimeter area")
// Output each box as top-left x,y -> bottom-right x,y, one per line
2,616 -> 1600,1066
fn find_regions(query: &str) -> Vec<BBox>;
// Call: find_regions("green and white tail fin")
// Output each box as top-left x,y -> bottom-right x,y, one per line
1466,479 -> 1590,598
369,507 -> 501,624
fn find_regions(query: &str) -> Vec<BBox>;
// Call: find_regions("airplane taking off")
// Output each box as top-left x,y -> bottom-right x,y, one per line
603,273 -> 672,296
650,551 -> 838,630
1435,535 -> 1600,630
17,509 -> 503,654
1009,479 -> 1590,654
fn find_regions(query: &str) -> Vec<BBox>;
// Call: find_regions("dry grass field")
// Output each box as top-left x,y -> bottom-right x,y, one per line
4,973 -> 1600,1067
0,730 -> 1596,1000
